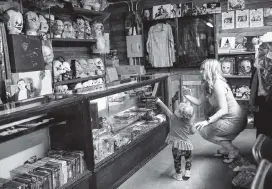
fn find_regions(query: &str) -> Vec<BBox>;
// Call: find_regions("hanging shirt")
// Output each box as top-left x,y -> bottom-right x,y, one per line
146,23 -> 175,67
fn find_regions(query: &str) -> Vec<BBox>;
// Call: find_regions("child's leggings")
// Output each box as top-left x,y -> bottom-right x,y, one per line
172,148 -> 192,174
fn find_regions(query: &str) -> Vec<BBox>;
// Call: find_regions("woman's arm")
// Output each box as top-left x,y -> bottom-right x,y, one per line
156,98 -> 174,118
184,93 -> 206,106
207,81 -> 228,124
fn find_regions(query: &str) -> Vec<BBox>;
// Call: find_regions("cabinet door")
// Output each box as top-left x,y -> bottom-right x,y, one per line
181,75 -> 204,120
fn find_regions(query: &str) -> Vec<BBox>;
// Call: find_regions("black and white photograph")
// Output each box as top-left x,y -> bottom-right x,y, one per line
228,0 -> 245,11
170,4 -> 182,18
153,4 -> 171,20
6,70 -> 53,102
142,8 -> 153,21
181,2 -> 193,16
222,11 -> 235,29
236,9 -> 249,28
250,8 -> 264,28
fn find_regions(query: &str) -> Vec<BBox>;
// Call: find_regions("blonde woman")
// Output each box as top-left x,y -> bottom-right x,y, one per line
184,59 -> 247,163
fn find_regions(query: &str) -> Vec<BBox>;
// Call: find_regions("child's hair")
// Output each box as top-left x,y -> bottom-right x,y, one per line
174,102 -> 194,121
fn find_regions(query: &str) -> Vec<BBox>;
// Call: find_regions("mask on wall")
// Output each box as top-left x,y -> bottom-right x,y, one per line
38,15 -> 49,39
221,61 -> 232,75
62,21 -> 74,38
52,20 -> 64,38
24,11 -> 40,36
4,9 -> 23,35
76,18 -> 85,39
72,60 -> 87,78
240,60 -> 252,75
92,21 -> 104,39
42,45 -> 54,69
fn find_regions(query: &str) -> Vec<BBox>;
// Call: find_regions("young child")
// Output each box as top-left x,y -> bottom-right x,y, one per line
156,96 -> 195,181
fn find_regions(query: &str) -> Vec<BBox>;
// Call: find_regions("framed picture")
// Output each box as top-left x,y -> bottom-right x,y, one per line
6,70 -> 53,102
170,4 -> 182,18
219,57 -> 235,75
237,55 -> 253,76
153,4 -> 171,20
181,2 -> 193,16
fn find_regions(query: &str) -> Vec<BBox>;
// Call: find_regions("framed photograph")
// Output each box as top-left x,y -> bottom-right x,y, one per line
153,4 -> 171,20
6,70 -> 53,102
237,56 -> 253,76
219,57 -> 235,75
250,8 -> 264,28
228,0 -> 245,11
142,8 -> 153,21
221,37 -> 236,49
236,9 -> 249,28
170,4 -> 182,18
222,11 -> 235,30
181,2 -> 193,16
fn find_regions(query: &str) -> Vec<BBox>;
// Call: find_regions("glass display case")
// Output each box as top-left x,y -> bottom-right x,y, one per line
84,75 -> 169,189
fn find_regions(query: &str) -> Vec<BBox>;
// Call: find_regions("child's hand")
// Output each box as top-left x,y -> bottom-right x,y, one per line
182,86 -> 192,96
156,97 -> 161,104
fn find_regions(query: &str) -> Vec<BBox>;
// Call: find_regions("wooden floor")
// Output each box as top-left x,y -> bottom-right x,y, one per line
118,129 -> 256,189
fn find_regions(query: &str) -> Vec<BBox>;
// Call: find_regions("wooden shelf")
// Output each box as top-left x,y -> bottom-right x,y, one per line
54,75 -> 104,86
59,170 -> 92,189
224,75 -> 251,79
73,7 -> 107,16
235,98 -> 249,101
0,119 -> 66,144
52,38 -> 96,43
218,51 -> 255,56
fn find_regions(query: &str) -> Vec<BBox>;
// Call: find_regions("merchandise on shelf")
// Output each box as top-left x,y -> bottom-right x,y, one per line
3,8 -> 23,35
24,11 -> 40,36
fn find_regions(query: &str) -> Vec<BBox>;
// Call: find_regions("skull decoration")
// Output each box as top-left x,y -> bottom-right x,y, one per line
4,9 -> 23,34
38,15 -> 49,39
221,61 -> 232,75
86,59 -> 97,76
53,60 -> 65,82
24,11 -> 40,36
84,20 -> 93,39
76,18 -> 85,39
52,20 -> 64,38
62,21 -> 75,38
42,45 -> 54,70
62,61 -> 73,80
240,60 -> 252,75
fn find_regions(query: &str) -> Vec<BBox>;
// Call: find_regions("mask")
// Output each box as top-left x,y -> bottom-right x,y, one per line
39,15 -> 49,37
240,60 -> 252,75
53,20 -> 64,38
62,21 -> 74,38
42,46 -> 54,65
93,57 -> 104,71
84,20 -> 92,39
53,60 -> 64,82
5,9 -> 23,34
25,11 -> 40,35
221,61 -> 232,75
92,21 -> 104,39
76,18 -> 85,39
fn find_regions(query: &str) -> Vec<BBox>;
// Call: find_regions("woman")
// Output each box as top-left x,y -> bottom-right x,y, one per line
184,59 -> 247,163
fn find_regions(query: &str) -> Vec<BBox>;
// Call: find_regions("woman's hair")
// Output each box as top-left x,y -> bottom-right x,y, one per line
201,59 -> 226,95
174,102 -> 194,122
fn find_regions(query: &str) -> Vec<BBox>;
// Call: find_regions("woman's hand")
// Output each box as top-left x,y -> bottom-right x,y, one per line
194,120 -> 209,130
182,86 -> 192,96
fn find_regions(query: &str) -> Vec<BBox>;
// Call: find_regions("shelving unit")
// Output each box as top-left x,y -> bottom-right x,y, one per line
54,75 -> 104,86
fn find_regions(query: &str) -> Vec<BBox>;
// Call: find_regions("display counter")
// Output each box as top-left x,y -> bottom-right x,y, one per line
81,75 -> 170,189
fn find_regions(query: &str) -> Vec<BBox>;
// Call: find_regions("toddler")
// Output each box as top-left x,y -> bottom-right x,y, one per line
156,97 -> 195,181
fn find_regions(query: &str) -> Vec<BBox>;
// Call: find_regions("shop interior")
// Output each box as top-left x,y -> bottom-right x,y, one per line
0,0 -> 271,189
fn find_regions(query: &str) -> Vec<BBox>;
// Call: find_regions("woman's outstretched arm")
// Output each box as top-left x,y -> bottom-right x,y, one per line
184,93 -> 206,106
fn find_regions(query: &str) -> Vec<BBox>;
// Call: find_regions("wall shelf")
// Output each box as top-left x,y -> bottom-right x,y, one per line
54,75 -> 104,86
218,51 -> 255,56
224,75 -> 251,79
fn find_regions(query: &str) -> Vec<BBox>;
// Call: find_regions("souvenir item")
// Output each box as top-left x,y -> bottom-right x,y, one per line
62,61 -> 73,80
93,2 -> 101,11
24,11 -> 40,36
93,57 -> 104,76
78,58 -> 88,75
42,45 -> 54,69
92,21 -> 105,50
239,59 -> 252,75
86,59 -> 97,76
3,9 -> 23,34
62,21 -> 74,38
53,59 -> 65,82
76,18 -> 85,39
52,20 -> 64,38
71,60 -> 87,78
84,20 -> 92,39
219,57 -> 234,75
38,15 -> 49,39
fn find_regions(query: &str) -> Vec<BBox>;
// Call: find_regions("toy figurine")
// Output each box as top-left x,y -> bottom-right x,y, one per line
24,11 -> 40,36
3,8 -> 23,35
38,15 -> 49,39
42,45 -> 54,70
62,21 -> 74,38
76,18 -> 85,39
84,20 -> 92,39
53,59 -> 65,82
52,20 -> 64,38
62,61 -> 73,80
86,59 -> 97,76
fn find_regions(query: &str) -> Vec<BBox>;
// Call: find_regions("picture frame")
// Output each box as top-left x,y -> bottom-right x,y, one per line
153,4 -> 171,20
181,2 -> 193,16
219,57 -> 235,75
170,4 -> 182,18
142,8 -> 153,21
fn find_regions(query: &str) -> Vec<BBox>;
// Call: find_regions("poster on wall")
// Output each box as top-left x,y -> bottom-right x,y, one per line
153,4 -> 171,20
264,8 -> 272,26
222,11 -> 235,30
206,2 -> 221,14
250,8 -> 264,28
236,9 -> 249,28
192,4 -> 208,15
228,0 -> 245,11
170,4 -> 182,18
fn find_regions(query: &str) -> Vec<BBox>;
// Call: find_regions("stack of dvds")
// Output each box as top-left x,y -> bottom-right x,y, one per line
0,150 -> 86,189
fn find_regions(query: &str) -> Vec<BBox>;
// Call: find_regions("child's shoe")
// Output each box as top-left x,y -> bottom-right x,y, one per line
173,173 -> 183,181
182,170 -> 191,180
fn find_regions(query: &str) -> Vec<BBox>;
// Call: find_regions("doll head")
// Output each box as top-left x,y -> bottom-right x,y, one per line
174,102 -> 194,122
42,45 -> 54,65
221,61 -> 232,75
83,0 -> 97,10
53,20 -> 64,38
3,8 -> 23,34
240,60 -> 251,75
24,11 -> 40,35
